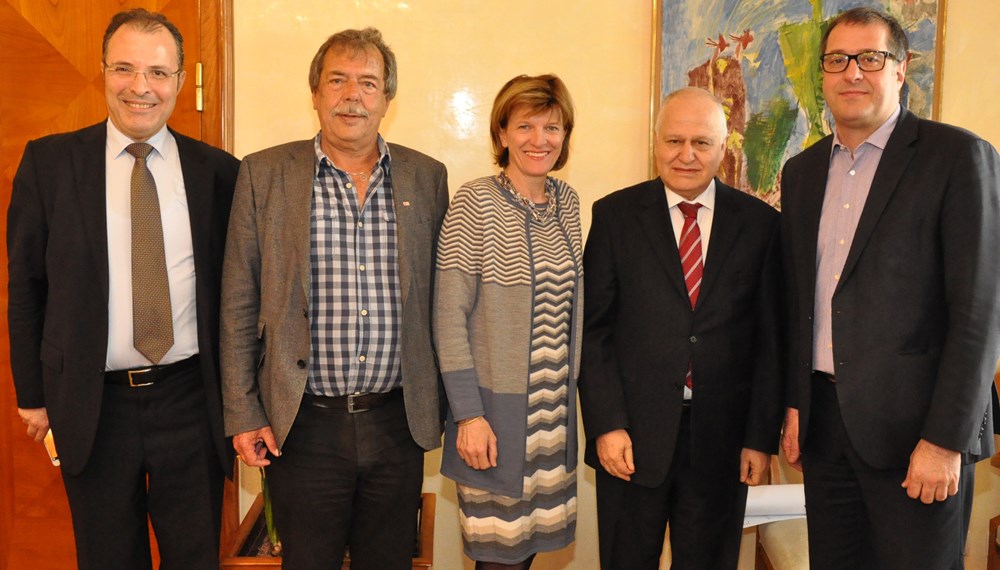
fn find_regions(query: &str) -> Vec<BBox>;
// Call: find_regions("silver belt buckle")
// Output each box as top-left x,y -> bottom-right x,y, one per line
347,393 -> 367,414
128,367 -> 154,388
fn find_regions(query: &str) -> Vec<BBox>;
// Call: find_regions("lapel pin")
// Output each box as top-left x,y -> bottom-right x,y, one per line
402,201 -> 411,207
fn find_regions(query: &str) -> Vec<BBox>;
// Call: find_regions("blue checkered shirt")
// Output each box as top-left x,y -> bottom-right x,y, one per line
306,133 -> 402,396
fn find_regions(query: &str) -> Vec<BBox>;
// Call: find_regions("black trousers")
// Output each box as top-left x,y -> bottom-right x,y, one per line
596,407 -> 747,569
61,365 -> 224,570
266,393 -> 424,570
802,376 -> 974,570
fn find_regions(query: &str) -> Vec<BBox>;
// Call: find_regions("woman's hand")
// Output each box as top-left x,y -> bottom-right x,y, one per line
456,416 -> 498,470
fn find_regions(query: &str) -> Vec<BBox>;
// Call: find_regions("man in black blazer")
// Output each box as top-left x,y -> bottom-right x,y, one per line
7,9 -> 237,570
580,87 -> 783,569
780,7 -> 1000,569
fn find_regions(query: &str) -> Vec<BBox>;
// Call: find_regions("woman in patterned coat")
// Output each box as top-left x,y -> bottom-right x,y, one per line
433,74 -> 583,570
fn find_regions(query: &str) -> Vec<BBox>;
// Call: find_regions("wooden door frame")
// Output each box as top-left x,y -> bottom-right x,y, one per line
202,0 -> 235,153
0,1 -> 235,566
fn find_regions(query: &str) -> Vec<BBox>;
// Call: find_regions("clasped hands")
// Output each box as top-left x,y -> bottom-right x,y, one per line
781,407 -> 961,504
595,428 -> 769,485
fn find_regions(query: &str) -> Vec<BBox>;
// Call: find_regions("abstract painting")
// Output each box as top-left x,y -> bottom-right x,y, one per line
652,0 -> 944,205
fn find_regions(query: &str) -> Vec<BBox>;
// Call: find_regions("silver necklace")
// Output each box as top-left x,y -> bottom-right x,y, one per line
497,171 -> 557,223
347,162 -> 378,182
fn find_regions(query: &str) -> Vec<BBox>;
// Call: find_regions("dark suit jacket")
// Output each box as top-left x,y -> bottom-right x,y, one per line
781,109 -> 1000,468
579,178 -> 783,488
7,121 -> 240,476
220,140 -> 449,452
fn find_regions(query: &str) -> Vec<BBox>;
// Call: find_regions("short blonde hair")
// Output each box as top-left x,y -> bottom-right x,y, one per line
489,74 -> 575,171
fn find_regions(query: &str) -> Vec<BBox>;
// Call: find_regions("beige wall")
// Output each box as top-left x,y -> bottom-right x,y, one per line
233,1 -> 1000,568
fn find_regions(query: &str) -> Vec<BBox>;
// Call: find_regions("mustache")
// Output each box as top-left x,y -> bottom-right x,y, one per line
332,104 -> 370,118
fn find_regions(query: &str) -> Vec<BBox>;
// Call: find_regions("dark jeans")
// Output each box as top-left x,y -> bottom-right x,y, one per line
267,393 -> 424,570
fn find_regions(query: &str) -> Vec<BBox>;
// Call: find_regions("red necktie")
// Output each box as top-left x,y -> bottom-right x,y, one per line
678,202 -> 703,389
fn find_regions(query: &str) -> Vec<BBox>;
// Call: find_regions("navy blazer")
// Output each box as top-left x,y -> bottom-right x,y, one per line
7,122 -> 239,475
781,109 -> 1000,468
579,178 -> 783,488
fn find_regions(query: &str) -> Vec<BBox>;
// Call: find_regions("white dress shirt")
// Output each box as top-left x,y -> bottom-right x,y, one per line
664,179 -> 716,399
105,120 -> 198,369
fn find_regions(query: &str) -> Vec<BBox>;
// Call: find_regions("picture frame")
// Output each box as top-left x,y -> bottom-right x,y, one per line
650,0 -> 946,204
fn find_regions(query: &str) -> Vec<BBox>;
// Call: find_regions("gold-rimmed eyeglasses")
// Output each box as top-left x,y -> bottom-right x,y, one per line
103,63 -> 182,84
820,51 -> 899,73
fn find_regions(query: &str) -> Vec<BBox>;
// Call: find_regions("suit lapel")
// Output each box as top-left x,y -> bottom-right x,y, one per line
388,147 -> 415,306
698,181 -> 742,309
287,142 -> 317,301
74,123 -> 111,299
175,132 -> 213,291
634,180 -> 689,301
838,110 -> 918,287
796,138 -> 833,301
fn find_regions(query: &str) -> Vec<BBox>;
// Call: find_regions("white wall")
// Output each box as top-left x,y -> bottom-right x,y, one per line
232,1 -> 1000,568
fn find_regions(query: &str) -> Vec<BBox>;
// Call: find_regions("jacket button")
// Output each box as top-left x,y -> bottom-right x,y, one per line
296,360 -> 306,369
689,336 -> 697,343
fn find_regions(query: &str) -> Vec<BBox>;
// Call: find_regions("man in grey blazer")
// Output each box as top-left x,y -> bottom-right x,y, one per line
781,8 -> 1000,569
220,28 -> 448,570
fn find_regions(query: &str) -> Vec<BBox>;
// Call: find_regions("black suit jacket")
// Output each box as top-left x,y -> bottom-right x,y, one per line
7,122 -> 239,476
579,178 -> 783,488
781,109 -> 1000,468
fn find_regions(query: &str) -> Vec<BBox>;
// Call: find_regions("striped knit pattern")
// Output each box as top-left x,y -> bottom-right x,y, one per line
436,176 -> 582,288
457,209 -> 577,563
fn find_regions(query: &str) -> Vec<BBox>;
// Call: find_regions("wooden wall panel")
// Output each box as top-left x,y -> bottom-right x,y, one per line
0,1 -> 227,567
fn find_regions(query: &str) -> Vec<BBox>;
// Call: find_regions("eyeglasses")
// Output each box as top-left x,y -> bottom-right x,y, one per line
103,63 -> 182,84
820,51 -> 899,73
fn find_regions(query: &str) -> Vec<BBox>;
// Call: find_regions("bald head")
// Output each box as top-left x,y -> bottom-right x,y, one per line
653,87 -> 729,200
655,87 -> 728,140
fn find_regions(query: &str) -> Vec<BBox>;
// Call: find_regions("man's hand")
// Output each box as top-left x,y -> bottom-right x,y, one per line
18,407 -> 49,442
781,407 -> 802,472
596,429 -> 635,481
901,439 -> 961,504
740,448 -> 770,486
233,427 -> 279,467
456,417 -> 498,470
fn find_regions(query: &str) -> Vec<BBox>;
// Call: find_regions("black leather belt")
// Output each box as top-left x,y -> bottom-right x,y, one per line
813,370 -> 836,383
105,355 -> 200,387
303,389 -> 402,413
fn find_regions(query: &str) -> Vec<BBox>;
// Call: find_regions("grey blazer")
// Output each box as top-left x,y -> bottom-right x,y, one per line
220,139 -> 449,451
782,109 -> 1000,467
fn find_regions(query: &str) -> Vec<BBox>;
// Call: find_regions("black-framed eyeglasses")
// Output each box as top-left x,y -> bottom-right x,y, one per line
103,63 -> 182,84
820,51 -> 899,73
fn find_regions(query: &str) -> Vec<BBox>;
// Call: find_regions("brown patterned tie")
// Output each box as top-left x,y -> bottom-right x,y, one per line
127,143 -> 174,364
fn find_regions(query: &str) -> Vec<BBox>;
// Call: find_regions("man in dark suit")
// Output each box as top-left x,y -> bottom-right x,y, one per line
220,28 -> 448,570
780,7 -> 1000,569
579,87 -> 783,569
7,9 -> 238,570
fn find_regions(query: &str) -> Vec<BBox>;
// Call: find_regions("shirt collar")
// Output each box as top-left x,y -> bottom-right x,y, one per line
831,104 -> 901,155
106,119 -> 169,159
314,132 -> 392,175
664,178 -> 716,212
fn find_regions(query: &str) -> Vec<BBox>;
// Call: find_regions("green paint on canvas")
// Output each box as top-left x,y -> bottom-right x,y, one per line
779,19 -> 826,147
745,97 -> 798,195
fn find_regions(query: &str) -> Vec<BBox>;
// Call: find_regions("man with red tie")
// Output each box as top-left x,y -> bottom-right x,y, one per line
580,87 -> 783,569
